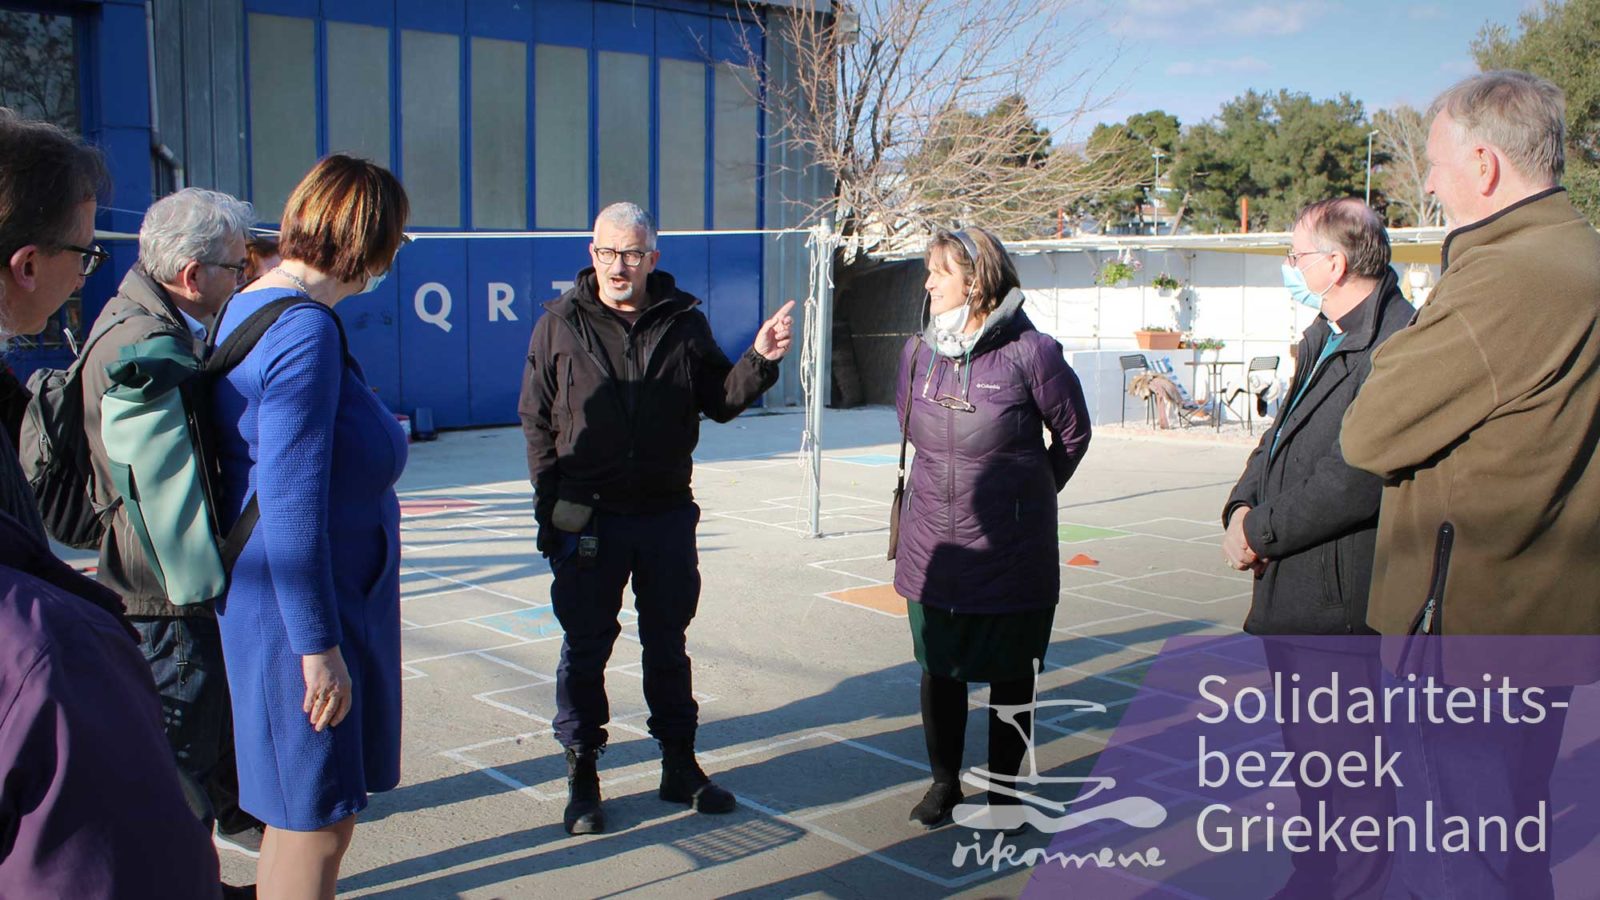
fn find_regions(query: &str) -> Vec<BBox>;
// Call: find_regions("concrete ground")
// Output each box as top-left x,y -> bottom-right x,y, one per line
198,407 -> 1259,897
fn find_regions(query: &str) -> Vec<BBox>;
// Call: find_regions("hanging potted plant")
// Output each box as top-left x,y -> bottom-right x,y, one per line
1096,258 -> 1141,287
1152,272 -> 1182,297
1135,325 -> 1181,350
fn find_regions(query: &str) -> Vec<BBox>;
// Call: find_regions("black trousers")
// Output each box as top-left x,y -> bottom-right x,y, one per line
921,672 -> 1034,799
550,503 -> 701,750
131,616 -> 260,834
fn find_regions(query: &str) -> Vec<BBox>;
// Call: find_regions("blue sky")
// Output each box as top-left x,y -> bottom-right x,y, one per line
1063,0 -> 1536,138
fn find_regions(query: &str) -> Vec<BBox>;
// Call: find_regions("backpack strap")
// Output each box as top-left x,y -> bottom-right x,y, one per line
204,295 -> 351,570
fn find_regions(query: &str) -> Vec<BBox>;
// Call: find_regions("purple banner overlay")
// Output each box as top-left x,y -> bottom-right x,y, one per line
971,636 -> 1600,899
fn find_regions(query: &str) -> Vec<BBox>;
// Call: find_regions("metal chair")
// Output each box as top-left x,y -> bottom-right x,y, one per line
1227,356 -> 1279,434
1119,354 -> 1154,426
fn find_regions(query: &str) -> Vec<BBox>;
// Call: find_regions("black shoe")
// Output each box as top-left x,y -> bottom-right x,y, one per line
987,792 -> 1028,835
563,746 -> 606,835
909,782 -> 962,829
658,738 -> 737,814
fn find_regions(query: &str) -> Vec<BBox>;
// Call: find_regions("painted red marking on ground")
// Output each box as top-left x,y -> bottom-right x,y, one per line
399,498 -> 484,517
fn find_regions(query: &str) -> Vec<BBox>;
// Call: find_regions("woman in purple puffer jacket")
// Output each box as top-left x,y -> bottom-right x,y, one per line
894,227 -> 1091,828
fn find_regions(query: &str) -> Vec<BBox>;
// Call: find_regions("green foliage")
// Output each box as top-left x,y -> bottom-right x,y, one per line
1095,259 -> 1141,286
1473,0 -> 1600,220
1170,90 -> 1379,232
1152,273 -> 1182,291
1082,111 -> 1182,230
1193,337 -> 1225,352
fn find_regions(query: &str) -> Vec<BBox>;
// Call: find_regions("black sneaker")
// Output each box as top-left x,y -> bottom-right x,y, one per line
214,824 -> 264,859
909,782 -> 962,829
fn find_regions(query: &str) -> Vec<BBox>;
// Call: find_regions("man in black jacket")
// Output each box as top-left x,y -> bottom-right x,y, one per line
519,202 -> 794,835
1221,197 -> 1413,898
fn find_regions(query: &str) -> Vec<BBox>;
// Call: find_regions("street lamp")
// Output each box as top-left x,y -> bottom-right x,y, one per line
1151,149 -> 1167,235
1364,129 -> 1380,206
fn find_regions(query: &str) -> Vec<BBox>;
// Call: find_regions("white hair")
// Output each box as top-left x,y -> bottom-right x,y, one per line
594,201 -> 657,249
138,187 -> 255,284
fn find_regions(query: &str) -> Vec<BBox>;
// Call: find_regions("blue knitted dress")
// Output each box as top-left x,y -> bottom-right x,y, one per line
210,288 -> 407,831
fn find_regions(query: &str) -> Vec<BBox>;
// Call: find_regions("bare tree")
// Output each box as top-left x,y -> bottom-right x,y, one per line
1374,105 -> 1441,227
746,0 -> 1141,256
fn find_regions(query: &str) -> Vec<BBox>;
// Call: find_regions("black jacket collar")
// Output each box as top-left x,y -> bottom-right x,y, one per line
1316,266 -> 1403,356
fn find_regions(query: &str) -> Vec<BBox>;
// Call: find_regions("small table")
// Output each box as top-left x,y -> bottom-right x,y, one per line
1184,360 -> 1243,432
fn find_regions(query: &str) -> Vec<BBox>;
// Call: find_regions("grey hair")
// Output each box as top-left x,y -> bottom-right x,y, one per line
138,187 -> 256,284
1429,70 -> 1565,185
1293,197 -> 1391,279
594,201 -> 657,249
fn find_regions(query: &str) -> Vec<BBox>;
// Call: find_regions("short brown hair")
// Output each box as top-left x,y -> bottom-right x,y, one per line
278,155 -> 409,283
1429,70 -> 1565,185
0,108 -> 109,260
925,227 -> 1020,315
1293,198 -> 1391,279
244,233 -> 279,282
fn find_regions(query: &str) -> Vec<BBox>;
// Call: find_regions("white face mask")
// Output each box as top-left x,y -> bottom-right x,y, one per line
932,299 -> 979,357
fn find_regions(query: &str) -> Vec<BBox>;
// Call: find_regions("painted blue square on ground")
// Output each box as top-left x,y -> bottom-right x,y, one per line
477,606 -> 637,640
833,454 -> 899,467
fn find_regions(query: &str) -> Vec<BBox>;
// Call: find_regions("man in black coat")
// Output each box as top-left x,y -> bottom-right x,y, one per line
1220,197 -> 1413,899
519,202 -> 795,836
1223,197 -> 1414,634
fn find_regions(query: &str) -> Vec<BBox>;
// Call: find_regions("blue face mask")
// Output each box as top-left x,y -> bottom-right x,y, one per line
362,270 -> 388,294
1282,263 -> 1330,310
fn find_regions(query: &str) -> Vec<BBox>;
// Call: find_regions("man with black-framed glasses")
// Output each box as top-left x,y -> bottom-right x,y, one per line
520,201 -> 796,836
0,107 -> 225,898
78,186 -> 269,868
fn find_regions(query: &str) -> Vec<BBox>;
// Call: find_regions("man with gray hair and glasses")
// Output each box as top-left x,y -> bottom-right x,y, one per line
80,186 -> 268,859
1342,70 -> 1600,898
520,201 -> 795,835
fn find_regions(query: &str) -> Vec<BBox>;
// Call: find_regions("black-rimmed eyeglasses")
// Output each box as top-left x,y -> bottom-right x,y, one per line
208,259 -> 249,284
593,247 -> 650,267
59,243 -> 109,277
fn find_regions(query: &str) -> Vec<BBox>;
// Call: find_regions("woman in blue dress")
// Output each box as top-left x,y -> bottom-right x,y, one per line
210,154 -> 409,897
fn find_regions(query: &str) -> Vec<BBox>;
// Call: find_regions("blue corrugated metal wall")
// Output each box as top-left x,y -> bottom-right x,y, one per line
8,0 -> 769,429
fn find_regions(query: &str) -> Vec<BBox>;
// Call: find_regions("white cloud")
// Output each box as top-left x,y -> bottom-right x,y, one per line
1108,0 -> 1336,40
1164,56 -> 1272,77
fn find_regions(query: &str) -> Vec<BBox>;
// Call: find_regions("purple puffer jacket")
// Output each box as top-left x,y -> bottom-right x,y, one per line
892,289 -> 1091,613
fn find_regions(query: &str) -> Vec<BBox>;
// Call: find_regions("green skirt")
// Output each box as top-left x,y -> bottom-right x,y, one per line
908,602 -> 1055,682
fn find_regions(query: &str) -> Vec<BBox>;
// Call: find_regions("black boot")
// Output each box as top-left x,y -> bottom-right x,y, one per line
563,746 -> 605,835
659,738 -> 737,813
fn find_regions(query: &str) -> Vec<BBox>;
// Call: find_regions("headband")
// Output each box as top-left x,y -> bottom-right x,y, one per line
950,229 -> 981,265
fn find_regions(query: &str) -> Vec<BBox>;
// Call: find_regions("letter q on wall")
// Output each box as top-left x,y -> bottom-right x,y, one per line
415,282 -> 454,332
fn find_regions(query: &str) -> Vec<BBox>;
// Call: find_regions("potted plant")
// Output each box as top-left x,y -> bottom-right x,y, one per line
1096,257 -> 1142,287
1135,325 -> 1181,350
1152,273 -> 1182,296
1194,336 -> 1225,361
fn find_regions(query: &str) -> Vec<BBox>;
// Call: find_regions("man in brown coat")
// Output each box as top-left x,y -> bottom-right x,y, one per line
1341,71 -> 1599,900
1342,71 -> 1600,637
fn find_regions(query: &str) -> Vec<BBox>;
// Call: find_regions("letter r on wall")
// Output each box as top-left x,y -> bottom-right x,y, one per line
488,283 -> 517,322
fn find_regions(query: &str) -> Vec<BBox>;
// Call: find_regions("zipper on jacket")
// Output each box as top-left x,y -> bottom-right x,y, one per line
1411,522 -> 1455,635
946,358 -> 957,541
